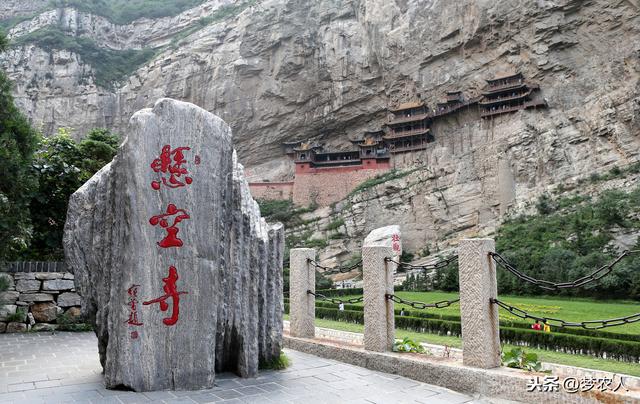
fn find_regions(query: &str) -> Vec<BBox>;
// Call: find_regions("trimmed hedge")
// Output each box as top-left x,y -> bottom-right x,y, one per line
313,286 -> 404,297
305,300 -> 640,343
290,304 -> 640,362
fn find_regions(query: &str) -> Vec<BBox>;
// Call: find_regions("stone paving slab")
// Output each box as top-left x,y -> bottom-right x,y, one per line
0,332 -> 475,403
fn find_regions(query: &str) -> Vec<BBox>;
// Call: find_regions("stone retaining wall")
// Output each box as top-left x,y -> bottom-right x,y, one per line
0,272 -> 82,333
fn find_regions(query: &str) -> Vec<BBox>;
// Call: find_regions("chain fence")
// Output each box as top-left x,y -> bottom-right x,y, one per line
307,259 -> 362,275
490,250 -> 639,291
491,298 -> 640,330
307,290 -> 364,305
385,255 -> 457,271
385,293 -> 460,309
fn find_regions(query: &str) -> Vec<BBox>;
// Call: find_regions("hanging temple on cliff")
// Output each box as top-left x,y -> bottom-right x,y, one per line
249,72 -> 547,206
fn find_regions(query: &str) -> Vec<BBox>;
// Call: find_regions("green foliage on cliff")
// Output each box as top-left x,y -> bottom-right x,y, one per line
170,0 -> 258,47
347,168 -> 419,198
13,26 -> 156,90
0,32 -> 39,261
404,182 -> 640,300
48,0 -> 209,25
495,188 -> 640,299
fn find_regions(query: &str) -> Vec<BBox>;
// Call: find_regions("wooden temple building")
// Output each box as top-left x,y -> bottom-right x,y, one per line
383,101 -> 434,153
285,136 -> 390,174
431,91 -> 481,118
281,72 -> 548,170
479,72 -> 547,118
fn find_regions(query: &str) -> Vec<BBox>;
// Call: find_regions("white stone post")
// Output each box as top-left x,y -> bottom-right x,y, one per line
362,226 -> 401,352
289,248 -> 316,339
458,238 -> 501,368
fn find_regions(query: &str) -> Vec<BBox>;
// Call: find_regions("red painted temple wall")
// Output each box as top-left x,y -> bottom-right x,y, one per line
248,181 -> 294,200
292,162 -> 390,206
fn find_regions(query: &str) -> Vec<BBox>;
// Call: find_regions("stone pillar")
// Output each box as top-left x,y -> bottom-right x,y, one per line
289,248 -> 316,339
362,226 -> 400,352
458,238 -> 501,368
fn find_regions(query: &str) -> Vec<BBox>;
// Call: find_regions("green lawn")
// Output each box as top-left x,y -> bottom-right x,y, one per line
342,291 -> 640,335
285,315 -> 640,377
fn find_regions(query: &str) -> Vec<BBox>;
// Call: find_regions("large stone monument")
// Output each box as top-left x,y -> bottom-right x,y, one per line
63,98 -> 284,391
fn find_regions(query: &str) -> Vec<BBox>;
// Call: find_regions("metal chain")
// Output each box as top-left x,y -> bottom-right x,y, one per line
385,255 -> 458,271
490,250 -> 640,291
307,259 -> 362,275
307,290 -> 364,305
491,298 -> 640,330
385,294 -> 460,309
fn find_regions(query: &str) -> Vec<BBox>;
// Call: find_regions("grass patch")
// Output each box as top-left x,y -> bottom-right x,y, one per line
344,291 -> 640,335
259,351 -> 290,370
12,26 -> 157,89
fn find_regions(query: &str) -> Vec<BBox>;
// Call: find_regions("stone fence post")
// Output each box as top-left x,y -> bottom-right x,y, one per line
289,248 -> 316,339
362,226 -> 401,352
458,238 -> 501,368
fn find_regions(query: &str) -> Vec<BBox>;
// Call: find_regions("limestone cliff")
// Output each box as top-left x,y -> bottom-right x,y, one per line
2,0 -> 640,258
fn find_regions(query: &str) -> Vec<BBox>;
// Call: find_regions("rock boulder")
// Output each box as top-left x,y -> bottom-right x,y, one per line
64,98 -> 284,391
56,292 -> 81,307
6,322 -> 26,333
31,302 -> 57,322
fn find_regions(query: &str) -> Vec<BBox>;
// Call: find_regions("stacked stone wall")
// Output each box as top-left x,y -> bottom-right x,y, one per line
0,267 -> 82,333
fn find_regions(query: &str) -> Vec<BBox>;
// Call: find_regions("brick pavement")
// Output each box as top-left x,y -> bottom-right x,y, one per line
0,332 -> 476,404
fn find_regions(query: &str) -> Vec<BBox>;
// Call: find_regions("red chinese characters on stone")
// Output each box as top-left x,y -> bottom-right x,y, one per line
392,234 -> 401,253
149,204 -> 190,248
125,285 -> 144,326
150,145 -> 194,190
143,266 -> 188,326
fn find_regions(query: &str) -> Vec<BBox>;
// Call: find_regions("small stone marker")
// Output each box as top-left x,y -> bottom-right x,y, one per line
458,238 -> 501,368
289,248 -> 316,338
64,98 -> 284,391
362,225 -> 401,352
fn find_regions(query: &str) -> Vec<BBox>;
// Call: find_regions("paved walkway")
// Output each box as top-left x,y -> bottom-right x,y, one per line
0,332 -> 475,404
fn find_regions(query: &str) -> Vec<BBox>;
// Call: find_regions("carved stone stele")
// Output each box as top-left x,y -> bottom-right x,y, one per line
64,98 -> 284,391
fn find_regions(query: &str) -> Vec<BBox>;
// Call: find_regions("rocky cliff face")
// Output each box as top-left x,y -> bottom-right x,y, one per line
3,0 -> 640,257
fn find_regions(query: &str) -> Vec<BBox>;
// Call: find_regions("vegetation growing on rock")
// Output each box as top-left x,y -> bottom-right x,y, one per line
13,26 -> 157,89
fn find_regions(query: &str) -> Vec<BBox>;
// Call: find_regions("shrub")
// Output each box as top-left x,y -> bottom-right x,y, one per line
326,218 -> 345,231
259,351 -> 290,370
502,348 -> 544,372
6,308 -> 26,323
0,275 -> 9,292
393,337 -> 427,354
305,239 -> 328,249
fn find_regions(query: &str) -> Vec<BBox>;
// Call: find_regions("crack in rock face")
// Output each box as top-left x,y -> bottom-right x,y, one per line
63,98 -> 284,391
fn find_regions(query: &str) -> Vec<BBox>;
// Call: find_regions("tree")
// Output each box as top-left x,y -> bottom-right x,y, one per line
315,271 -> 333,289
28,127 -> 120,259
77,128 -> 120,178
0,32 -> 39,260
